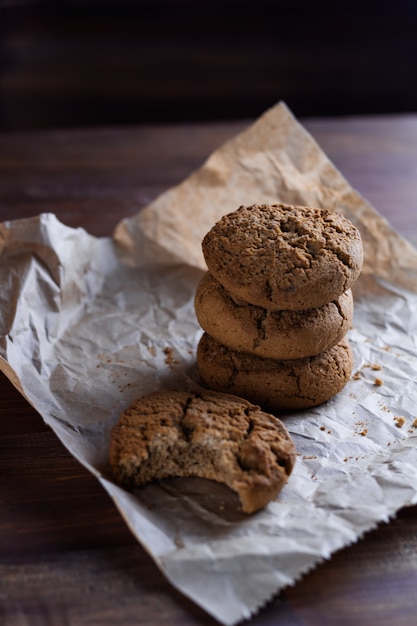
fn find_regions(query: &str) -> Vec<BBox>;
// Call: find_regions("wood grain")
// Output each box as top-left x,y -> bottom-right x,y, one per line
1,115 -> 417,625
2,1 -> 417,131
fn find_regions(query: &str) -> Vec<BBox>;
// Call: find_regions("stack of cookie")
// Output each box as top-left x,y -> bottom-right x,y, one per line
195,203 -> 363,411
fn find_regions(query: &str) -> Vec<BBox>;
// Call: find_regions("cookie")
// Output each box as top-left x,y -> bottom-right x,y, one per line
202,203 -> 363,310
197,333 -> 354,410
110,389 -> 296,514
195,272 -> 354,359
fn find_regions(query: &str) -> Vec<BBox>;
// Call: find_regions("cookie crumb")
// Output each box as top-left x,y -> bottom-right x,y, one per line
394,415 -> 406,428
163,347 -> 178,366
354,420 -> 367,436
412,418 -> 417,428
320,425 -> 326,431
371,364 -> 382,371
352,371 -> 361,380
374,378 -> 383,386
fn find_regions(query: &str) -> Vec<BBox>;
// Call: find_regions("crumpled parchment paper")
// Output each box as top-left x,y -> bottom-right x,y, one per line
1,102 -> 417,625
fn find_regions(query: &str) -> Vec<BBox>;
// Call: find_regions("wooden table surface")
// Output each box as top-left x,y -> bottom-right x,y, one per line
1,114 -> 417,626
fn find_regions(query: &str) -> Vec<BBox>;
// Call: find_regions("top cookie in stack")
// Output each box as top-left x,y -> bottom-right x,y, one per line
195,203 -> 363,411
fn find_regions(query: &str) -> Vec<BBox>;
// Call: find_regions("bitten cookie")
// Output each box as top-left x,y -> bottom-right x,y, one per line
202,203 -> 363,310
197,333 -> 354,410
110,389 -> 296,514
195,272 -> 354,359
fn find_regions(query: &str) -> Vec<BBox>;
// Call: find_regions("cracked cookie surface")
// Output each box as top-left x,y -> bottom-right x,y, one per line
195,272 -> 354,359
197,333 -> 354,410
202,203 -> 363,310
110,389 -> 296,514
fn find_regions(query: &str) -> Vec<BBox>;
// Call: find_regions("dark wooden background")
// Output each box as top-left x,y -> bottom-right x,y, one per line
1,0 -> 417,132
1,115 -> 417,626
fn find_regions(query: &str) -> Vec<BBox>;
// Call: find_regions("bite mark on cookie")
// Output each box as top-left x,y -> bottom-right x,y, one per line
110,389 -> 296,514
